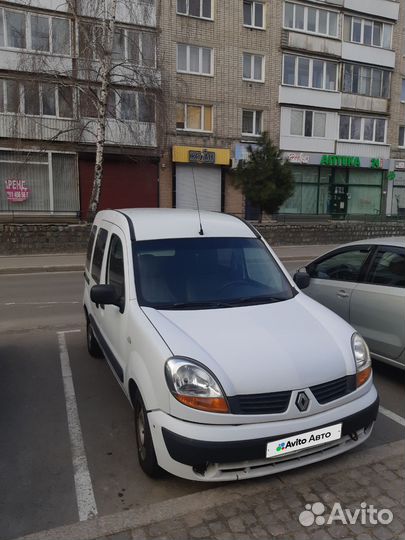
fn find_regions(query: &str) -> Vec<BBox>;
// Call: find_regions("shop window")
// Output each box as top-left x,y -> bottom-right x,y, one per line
284,2 -> 338,38
243,1 -> 265,29
243,53 -> 264,82
177,44 -> 213,76
177,0 -> 212,20
283,55 -> 337,91
176,103 -> 213,132
290,109 -> 326,138
242,110 -> 262,136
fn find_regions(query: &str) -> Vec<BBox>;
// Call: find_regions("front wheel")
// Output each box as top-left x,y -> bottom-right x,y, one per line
134,392 -> 163,478
86,319 -> 103,358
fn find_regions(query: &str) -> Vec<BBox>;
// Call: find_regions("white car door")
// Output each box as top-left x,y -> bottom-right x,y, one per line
350,246 -> 405,362
96,226 -> 130,384
305,246 -> 373,322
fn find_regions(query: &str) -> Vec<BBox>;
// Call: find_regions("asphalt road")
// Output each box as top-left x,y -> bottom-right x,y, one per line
0,268 -> 404,540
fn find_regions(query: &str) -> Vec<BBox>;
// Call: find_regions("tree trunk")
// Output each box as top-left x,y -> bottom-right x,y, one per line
87,0 -> 118,221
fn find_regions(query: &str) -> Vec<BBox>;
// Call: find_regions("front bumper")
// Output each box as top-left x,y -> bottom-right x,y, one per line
148,385 -> 379,481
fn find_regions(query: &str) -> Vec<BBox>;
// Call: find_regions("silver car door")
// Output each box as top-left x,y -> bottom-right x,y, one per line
350,246 -> 405,361
305,246 -> 373,322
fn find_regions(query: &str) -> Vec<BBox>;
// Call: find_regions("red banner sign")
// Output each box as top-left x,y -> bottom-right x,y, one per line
5,179 -> 30,203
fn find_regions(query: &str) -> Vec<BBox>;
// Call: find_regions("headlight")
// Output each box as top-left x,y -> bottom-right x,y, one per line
165,358 -> 229,413
351,333 -> 372,387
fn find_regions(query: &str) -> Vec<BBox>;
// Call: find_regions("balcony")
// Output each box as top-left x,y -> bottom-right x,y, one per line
341,43 -> 396,69
279,86 -> 342,110
341,94 -> 389,114
283,30 -> 341,58
343,0 -> 399,21
336,141 -> 390,159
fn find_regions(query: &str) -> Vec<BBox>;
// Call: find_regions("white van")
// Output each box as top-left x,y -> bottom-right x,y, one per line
83,209 -> 379,482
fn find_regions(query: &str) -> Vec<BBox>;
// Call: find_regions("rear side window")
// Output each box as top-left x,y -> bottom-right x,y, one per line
91,228 -> 108,283
366,247 -> 405,288
85,225 -> 97,271
309,248 -> 371,282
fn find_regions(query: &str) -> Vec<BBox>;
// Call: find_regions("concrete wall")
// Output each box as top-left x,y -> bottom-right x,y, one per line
1,220 -> 404,254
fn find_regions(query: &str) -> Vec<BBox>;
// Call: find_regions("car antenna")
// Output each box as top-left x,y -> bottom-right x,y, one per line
192,166 -> 204,236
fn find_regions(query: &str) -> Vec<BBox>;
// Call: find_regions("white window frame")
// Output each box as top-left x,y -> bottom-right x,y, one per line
243,1 -> 265,30
283,2 -> 339,39
349,16 -> 392,49
0,7 -> 71,56
241,109 -> 262,136
176,0 -> 214,21
176,103 -> 213,132
290,108 -> 327,139
112,27 -> 157,68
106,90 -> 155,123
176,43 -> 214,76
243,52 -> 265,82
282,54 -> 338,92
339,115 -> 387,144
343,64 -> 391,99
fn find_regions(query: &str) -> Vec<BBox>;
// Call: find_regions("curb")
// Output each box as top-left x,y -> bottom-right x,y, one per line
15,440 -> 405,540
0,265 -> 84,275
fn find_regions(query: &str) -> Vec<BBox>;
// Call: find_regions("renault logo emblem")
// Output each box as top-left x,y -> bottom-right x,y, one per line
296,392 -> 310,412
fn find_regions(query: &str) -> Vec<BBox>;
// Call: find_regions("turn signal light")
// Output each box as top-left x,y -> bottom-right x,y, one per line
356,367 -> 372,388
174,395 -> 229,413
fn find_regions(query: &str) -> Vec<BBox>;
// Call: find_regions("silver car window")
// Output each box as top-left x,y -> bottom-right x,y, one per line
366,247 -> 405,288
310,248 -> 371,282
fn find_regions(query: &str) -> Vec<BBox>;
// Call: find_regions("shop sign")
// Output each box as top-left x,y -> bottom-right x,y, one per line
173,146 -> 231,166
395,160 -> 405,170
288,152 -> 310,165
4,179 -> 30,203
189,150 -> 216,164
320,155 -> 361,167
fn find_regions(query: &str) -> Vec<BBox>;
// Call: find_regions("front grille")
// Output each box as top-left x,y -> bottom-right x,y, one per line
228,390 -> 292,415
310,375 -> 356,405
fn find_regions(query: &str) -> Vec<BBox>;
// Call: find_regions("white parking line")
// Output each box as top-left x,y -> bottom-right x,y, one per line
379,406 -> 405,427
57,330 -> 98,522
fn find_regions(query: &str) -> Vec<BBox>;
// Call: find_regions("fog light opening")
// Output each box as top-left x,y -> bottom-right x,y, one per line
350,432 -> 359,442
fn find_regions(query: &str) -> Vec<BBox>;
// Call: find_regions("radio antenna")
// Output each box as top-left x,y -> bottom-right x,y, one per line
191,166 -> 204,236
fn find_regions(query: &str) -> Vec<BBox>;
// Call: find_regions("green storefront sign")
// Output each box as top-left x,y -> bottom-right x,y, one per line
320,155 -> 361,167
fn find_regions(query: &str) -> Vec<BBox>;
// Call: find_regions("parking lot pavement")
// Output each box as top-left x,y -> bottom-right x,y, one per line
0,271 -> 404,540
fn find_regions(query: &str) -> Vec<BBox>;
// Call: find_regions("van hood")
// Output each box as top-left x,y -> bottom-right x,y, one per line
142,294 -> 356,396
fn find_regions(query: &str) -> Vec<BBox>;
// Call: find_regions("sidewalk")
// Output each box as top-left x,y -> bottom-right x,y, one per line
17,440 -> 405,540
0,245 -> 337,274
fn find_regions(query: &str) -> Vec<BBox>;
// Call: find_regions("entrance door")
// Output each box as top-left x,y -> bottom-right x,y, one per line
176,164 -> 222,212
329,169 -> 348,217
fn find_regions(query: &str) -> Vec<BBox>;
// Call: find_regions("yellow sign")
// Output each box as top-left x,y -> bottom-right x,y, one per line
172,146 -> 231,166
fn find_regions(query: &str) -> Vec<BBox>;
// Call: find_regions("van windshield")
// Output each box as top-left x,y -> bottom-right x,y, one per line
134,237 -> 296,310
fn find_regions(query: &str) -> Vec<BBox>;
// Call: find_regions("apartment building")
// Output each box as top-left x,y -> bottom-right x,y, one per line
280,0 -> 400,218
0,0 -> 159,220
160,0 -> 403,219
159,0 -> 282,217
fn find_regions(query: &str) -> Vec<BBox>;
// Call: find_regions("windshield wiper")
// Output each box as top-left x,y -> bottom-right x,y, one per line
224,295 -> 287,306
152,301 -> 234,310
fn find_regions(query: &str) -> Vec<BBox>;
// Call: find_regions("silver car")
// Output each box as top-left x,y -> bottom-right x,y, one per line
294,237 -> 405,370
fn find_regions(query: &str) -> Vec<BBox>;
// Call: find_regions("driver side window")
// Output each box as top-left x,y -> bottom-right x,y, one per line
106,234 -> 126,309
310,248 -> 370,282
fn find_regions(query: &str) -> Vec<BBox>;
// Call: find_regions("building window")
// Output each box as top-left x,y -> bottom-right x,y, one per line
343,64 -> 391,99
243,2 -> 265,29
243,53 -> 264,82
339,115 -> 387,143
290,109 -> 326,138
401,80 -> 405,102
176,103 -> 213,132
0,8 -> 71,55
399,127 -> 405,147
284,2 -> 338,38
177,0 -> 212,20
87,90 -> 156,123
283,55 -> 337,91
242,109 -> 262,135
177,44 -> 213,75
344,16 -> 392,49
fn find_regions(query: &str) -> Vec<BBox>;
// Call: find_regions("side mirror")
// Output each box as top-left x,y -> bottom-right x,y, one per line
293,272 -> 311,290
91,284 -> 123,311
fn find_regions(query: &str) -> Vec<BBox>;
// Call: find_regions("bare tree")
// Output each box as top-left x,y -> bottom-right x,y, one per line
11,0 -> 161,219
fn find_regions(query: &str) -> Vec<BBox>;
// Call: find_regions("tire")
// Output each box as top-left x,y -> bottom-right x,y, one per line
134,392 -> 163,478
86,318 -> 103,358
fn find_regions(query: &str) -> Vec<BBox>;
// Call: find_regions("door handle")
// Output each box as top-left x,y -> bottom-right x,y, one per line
337,290 -> 349,298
